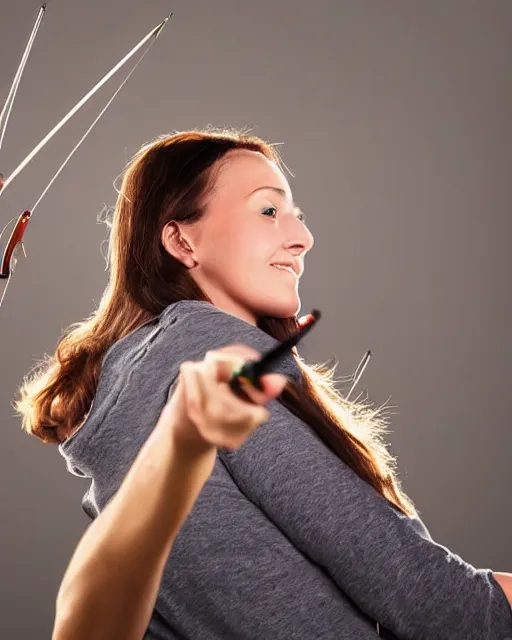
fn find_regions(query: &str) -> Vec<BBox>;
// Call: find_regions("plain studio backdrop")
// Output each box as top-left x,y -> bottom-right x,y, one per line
0,1 -> 510,637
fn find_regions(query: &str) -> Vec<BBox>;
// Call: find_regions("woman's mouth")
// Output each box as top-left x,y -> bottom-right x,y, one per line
270,264 -> 297,277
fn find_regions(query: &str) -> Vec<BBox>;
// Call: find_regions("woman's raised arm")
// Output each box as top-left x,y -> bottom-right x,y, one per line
52,345 -> 287,640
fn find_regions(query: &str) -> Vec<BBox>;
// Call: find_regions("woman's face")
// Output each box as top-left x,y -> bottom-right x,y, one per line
168,149 -> 314,325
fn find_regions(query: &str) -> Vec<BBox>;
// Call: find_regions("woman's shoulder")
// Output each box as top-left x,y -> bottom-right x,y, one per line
160,300 -> 253,328
158,300 -> 298,380
160,300 -> 277,350
99,300 -> 271,379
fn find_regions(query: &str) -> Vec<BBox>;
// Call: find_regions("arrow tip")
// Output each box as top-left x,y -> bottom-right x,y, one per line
156,10 -> 174,37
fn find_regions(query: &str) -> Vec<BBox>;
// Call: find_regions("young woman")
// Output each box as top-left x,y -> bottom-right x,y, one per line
17,129 -> 512,639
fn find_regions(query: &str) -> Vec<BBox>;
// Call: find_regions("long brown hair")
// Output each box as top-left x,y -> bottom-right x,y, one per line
15,128 -> 417,517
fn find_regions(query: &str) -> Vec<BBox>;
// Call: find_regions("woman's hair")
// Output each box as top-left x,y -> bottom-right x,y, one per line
15,128 -> 417,517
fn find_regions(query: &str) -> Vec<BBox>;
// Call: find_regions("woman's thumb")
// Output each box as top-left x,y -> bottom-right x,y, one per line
259,373 -> 289,400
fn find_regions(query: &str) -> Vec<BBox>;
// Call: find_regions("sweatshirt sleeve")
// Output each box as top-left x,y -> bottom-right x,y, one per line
219,402 -> 512,639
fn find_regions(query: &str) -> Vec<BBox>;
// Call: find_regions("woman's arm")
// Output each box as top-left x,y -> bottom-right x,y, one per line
52,402 -> 217,640
219,397 -> 512,640
52,345 -> 286,640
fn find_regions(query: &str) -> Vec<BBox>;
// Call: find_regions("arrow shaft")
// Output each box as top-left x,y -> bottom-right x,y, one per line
1,16 -> 167,195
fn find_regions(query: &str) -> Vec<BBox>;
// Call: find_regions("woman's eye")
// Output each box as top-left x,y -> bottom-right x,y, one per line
260,206 -> 278,218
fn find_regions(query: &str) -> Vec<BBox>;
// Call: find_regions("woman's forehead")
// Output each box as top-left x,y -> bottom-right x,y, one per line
214,149 -> 291,197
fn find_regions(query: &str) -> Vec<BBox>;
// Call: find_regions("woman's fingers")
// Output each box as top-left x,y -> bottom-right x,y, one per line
255,373 -> 289,400
179,362 -> 204,424
201,352 -> 269,424
169,362 -> 213,452
204,348 -> 288,405
169,344 -> 291,451
204,349 -> 247,385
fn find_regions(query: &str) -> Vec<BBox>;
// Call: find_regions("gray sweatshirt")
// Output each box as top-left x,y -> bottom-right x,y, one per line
59,300 -> 512,640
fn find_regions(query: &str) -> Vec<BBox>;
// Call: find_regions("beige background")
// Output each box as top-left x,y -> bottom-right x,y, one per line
0,1 -> 511,637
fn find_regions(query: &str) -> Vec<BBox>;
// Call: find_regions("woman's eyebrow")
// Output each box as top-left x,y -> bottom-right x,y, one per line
247,185 -> 288,198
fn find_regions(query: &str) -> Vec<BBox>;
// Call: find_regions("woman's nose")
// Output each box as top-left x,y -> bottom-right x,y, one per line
285,218 -> 314,256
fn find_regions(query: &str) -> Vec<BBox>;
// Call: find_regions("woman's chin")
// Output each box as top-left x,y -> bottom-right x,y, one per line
258,295 -> 301,320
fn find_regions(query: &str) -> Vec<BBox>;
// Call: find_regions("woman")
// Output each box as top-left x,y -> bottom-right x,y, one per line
17,129 -> 512,639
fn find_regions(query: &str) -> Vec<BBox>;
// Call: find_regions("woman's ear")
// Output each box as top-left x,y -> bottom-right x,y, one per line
161,221 -> 198,269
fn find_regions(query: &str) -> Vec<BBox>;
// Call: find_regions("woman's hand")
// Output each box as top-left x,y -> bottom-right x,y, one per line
165,345 -> 288,454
